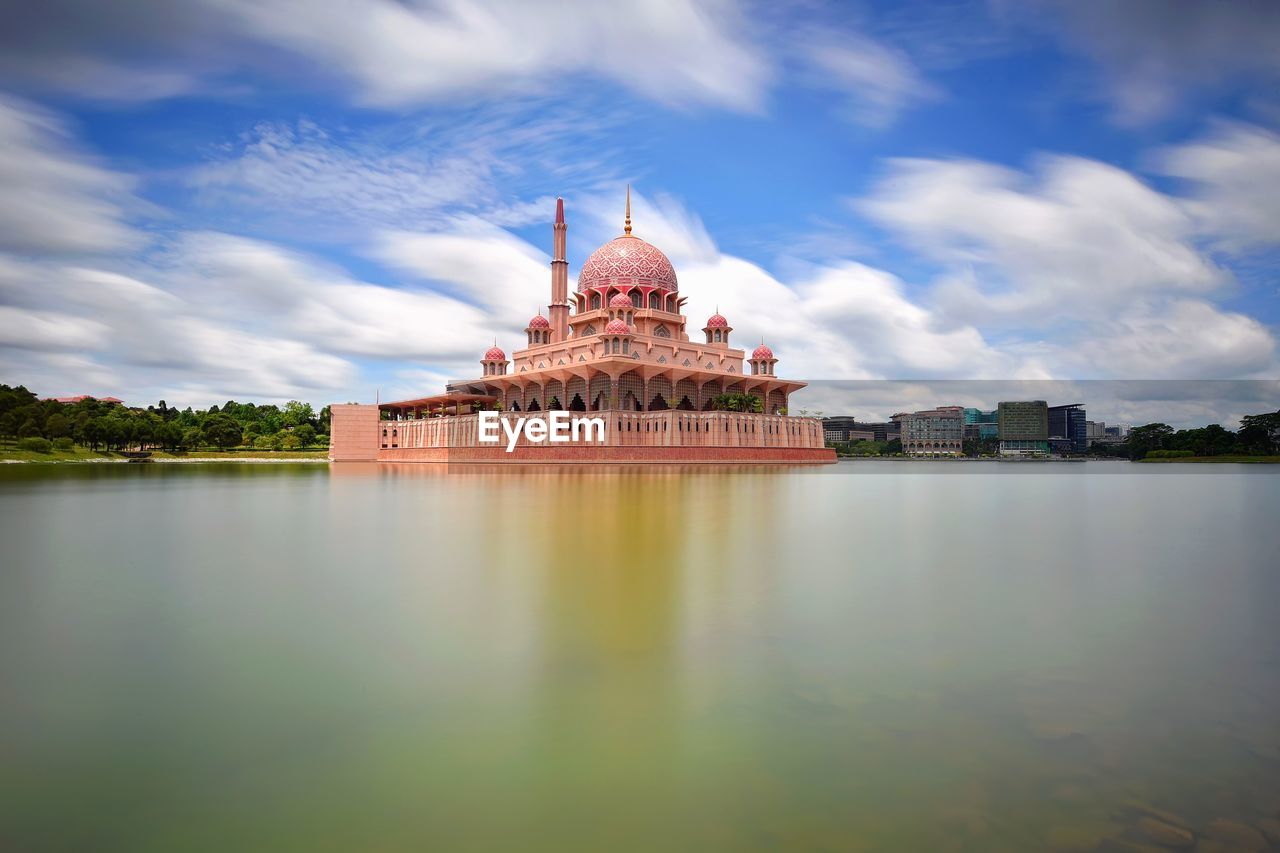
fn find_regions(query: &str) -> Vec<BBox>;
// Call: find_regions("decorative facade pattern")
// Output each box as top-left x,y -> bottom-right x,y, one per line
577,236 -> 678,292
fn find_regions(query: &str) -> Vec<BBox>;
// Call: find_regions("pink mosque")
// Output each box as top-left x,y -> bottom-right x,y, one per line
329,192 -> 834,463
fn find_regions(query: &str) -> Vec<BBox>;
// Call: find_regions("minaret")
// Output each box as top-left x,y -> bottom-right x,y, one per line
549,197 -> 569,343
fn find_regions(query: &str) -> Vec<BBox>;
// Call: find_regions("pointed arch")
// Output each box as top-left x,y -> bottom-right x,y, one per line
589,374 -> 611,411
618,369 -> 644,412
566,376 -> 587,411
675,378 -> 698,411
544,379 -> 565,411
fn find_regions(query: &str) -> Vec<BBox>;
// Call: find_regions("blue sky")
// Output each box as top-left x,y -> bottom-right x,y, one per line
0,0 -> 1277,423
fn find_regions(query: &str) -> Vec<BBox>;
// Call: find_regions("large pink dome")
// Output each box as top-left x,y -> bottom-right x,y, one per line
577,236 -> 677,293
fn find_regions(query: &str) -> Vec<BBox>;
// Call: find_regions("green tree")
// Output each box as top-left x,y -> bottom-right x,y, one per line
1125,423 -> 1173,460
45,413 -> 70,439
18,417 -> 40,438
1237,410 -> 1280,455
203,414 -> 243,449
293,423 -> 316,446
182,426 -> 204,451
283,400 -> 315,427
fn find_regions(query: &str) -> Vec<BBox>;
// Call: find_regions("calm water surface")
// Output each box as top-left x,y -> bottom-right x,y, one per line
2,461 -> 1278,851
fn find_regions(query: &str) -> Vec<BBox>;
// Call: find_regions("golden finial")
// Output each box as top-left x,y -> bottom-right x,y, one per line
624,184 -> 632,236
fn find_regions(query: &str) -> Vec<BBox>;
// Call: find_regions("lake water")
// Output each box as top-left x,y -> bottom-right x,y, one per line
2,461 -> 1278,851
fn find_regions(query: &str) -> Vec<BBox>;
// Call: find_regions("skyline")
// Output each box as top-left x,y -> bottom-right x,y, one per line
1,0 -> 1278,425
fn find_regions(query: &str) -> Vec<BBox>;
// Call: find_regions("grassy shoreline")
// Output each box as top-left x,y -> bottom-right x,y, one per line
0,448 -> 329,463
1136,455 -> 1280,463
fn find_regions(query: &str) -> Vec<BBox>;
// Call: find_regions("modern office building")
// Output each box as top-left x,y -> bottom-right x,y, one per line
901,406 -> 964,456
822,416 -> 861,444
963,407 -> 999,441
822,417 -> 900,445
998,400 -> 1049,456
1048,403 -> 1087,452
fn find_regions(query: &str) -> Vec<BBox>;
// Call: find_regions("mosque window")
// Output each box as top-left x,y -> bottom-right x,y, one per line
649,291 -> 661,309
590,293 -> 601,310
657,355 -> 666,364
682,359 -> 690,367
654,325 -> 670,338
582,324 -> 596,335
630,291 -> 642,308
714,330 -> 721,342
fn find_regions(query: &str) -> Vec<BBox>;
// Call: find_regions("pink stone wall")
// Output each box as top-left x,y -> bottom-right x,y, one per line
361,410 -> 833,463
328,404 -> 380,461
376,445 -> 835,464
333,407 -> 834,464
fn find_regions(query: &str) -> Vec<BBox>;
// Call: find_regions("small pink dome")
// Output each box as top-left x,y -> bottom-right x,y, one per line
706,313 -> 729,329
752,344 -> 774,360
609,292 -> 633,308
484,345 -> 506,361
527,314 -> 550,329
604,318 -> 631,334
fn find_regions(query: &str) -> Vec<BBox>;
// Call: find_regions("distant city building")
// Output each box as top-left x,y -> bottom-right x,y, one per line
43,395 -> 124,405
822,416 -> 861,444
821,417 -> 900,445
963,407 -> 999,441
1048,403 -> 1087,452
998,400 -> 1049,456
901,405 -> 964,456
1085,420 -> 1106,440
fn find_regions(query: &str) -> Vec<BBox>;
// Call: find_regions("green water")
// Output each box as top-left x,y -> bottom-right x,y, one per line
1,461 -> 1278,851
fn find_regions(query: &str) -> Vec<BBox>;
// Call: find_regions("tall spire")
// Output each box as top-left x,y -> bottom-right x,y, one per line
624,184 -> 632,236
549,196 -> 569,342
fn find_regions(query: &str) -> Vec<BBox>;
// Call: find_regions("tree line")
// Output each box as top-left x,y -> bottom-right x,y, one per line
0,384 -> 330,453
1114,414 -> 1280,459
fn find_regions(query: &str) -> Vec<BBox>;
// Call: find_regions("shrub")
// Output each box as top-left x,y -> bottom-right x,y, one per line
1147,449 -> 1195,459
17,436 -> 53,452
53,437 -> 75,451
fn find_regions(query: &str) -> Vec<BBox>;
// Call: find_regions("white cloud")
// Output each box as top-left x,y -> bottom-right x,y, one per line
2,0 -> 772,111
0,96 -> 142,254
856,150 -> 1277,378
0,306 -> 110,352
1154,121 -> 1280,252
212,0 -> 771,111
859,155 -> 1226,320
792,28 -> 938,127
373,220 -> 551,334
